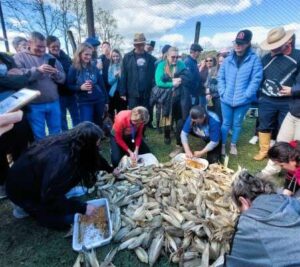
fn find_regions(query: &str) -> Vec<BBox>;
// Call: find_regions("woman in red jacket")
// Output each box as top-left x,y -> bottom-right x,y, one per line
268,140 -> 300,196
110,106 -> 150,167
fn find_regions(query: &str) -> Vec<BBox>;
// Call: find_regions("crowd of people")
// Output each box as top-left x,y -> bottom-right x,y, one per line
1,24 -> 300,265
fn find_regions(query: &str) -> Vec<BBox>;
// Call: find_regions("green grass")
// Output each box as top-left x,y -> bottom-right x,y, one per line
0,117 -> 270,267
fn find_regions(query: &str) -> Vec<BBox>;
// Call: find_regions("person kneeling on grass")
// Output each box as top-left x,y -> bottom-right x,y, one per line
225,170 -> 300,266
179,105 -> 221,164
110,106 -> 150,167
268,140 -> 300,196
6,122 -> 114,229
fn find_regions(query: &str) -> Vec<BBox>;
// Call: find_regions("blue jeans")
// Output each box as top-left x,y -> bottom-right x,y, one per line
221,102 -> 250,145
79,101 -> 105,127
60,95 -> 80,131
27,100 -> 61,140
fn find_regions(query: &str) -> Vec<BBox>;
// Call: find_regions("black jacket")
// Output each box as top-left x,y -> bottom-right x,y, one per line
52,50 -> 74,96
160,68 -> 193,118
120,50 -> 156,98
291,80 -> 300,118
261,49 -> 300,98
0,52 -> 30,100
100,54 -> 111,92
6,144 -> 113,216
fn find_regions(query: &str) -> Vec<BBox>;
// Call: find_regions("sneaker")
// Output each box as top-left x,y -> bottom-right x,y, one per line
13,205 -> 29,219
221,144 -> 226,156
230,144 -> 238,155
0,185 -> 7,199
249,135 -> 258,145
270,139 -> 276,147
169,146 -> 183,158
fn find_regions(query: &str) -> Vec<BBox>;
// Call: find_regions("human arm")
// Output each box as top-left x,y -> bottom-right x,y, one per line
133,124 -> 144,158
180,117 -> 194,158
217,62 -> 226,97
67,67 -> 91,92
13,53 -> 43,82
0,75 -> 29,91
290,80 -> 300,97
0,110 -> 23,135
40,164 -> 87,214
96,153 -> 114,173
120,56 -> 128,98
96,70 -> 108,104
193,117 -> 220,157
50,59 -> 66,84
245,56 -> 263,99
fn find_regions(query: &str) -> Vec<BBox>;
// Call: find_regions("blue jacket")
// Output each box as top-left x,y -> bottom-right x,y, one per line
67,65 -> 108,104
225,194 -> 300,267
218,48 -> 263,107
184,55 -> 201,96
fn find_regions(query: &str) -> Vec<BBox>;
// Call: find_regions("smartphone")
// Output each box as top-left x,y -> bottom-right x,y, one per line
0,89 -> 41,114
274,80 -> 283,91
48,58 -> 56,67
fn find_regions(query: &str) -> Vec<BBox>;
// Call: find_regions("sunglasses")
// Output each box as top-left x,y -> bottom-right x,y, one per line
171,56 -> 179,59
206,59 -> 213,62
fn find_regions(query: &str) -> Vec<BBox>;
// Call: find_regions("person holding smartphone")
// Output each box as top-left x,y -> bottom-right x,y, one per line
6,122 -> 115,229
68,43 -> 108,128
13,31 -> 65,140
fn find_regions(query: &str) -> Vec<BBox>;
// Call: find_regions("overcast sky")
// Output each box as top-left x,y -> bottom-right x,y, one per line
1,0 -> 300,54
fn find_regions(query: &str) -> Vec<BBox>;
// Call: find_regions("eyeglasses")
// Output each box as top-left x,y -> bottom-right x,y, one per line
205,59 -> 213,62
171,56 -> 179,60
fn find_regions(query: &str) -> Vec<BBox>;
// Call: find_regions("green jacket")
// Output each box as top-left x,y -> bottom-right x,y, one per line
155,60 -> 185,88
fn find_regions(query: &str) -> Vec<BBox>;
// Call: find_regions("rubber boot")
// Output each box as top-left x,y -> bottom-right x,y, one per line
253,132 -> 271,161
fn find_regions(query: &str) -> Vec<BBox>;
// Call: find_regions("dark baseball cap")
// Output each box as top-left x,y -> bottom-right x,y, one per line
235,30 -> 252,45
84,37 -> 101,47
190,43 -> 203,52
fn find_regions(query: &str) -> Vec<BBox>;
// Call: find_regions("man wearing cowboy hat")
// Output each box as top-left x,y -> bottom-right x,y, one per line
120,33 -> 156,112
254,27 -> 300,161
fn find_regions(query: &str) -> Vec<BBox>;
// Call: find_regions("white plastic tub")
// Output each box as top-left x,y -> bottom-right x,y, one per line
172,153 -> 209,172
72,198 -> 112,251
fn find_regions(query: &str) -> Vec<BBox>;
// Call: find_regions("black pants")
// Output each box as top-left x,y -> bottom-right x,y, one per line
128,96 -> 149,109
208,97 -> 222,123
108,91 -> 127,119
258,96 -> 289,132
0,117 -> 33,185
110,135 -> 150,167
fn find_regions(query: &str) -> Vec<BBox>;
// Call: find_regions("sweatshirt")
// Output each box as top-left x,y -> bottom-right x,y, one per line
111,110 -> 144,152
14,52 -> 65,104
225,194 -> 300,267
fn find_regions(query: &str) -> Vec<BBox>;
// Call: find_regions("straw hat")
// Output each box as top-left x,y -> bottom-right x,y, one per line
133,33 -> 146,45
260,27 -> 295,51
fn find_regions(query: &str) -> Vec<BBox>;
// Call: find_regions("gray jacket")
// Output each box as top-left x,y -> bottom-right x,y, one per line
14,52 -> 65,104
225,194 -> 300,267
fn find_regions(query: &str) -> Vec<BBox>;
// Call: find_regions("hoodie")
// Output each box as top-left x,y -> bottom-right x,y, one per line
225,194 -> 300,267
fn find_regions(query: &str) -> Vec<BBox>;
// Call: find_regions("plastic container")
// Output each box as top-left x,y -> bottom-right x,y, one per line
172,153 -> 209,172
72,198 -> 112,251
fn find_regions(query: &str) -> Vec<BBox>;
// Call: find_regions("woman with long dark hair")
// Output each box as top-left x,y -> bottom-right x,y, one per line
268,140 -> 300,196
6,122 -> 114,229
